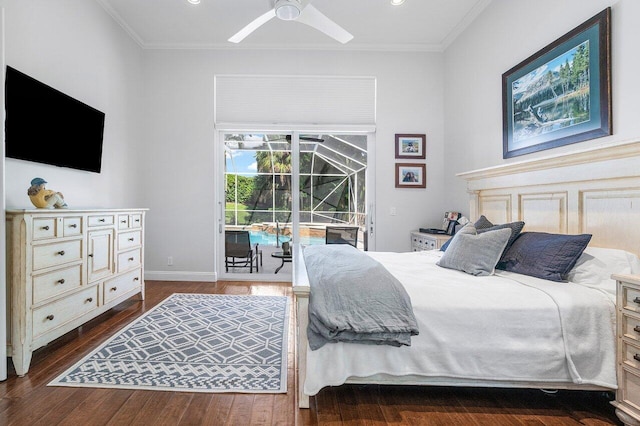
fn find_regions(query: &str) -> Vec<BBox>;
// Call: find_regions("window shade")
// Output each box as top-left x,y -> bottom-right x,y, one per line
214,75 -> 376,126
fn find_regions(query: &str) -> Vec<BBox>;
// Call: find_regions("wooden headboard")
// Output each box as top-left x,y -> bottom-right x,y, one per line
458,141 -> 640,257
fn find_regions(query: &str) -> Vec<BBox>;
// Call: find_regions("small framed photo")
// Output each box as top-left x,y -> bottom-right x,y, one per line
395,134 -> 426,159
395,163 -> 426,188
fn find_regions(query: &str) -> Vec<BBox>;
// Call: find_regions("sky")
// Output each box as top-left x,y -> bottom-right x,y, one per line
227,150 -> 258,175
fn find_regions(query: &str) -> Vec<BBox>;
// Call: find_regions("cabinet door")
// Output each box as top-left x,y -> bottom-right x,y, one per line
87,229 -> 114,282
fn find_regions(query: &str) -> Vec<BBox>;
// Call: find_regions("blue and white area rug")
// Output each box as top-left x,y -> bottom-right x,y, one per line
48,293 -> 289,393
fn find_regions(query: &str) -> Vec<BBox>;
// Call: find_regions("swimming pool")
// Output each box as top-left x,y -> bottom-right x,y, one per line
249,230 -> 325,246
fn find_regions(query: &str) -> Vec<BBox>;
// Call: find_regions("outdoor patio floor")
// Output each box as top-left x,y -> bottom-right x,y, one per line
225,244 -> 293,277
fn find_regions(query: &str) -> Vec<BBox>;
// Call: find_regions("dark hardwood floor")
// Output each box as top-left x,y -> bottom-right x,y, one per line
0,280 -> 623,425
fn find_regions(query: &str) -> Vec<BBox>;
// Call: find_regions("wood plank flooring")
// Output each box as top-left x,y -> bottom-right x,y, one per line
0,280 -> 623,425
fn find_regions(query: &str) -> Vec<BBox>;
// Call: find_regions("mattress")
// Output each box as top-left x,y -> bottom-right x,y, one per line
303,249 -> 618,395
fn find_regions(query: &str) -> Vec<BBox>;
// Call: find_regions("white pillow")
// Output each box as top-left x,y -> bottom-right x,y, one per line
566,247 -> 640,297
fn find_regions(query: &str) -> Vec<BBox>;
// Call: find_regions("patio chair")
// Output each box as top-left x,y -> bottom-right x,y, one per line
225,230 -> 261,273
325,226 -> 359,248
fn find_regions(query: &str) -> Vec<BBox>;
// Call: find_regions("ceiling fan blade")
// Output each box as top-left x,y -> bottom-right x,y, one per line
228,9 -> 277,43
296,5 -> 353,44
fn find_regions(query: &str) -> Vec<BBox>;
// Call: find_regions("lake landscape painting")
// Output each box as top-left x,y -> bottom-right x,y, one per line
502,8 -> 611,158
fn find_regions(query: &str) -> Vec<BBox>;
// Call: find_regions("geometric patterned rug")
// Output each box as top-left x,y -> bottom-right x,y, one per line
48,293 -> 289,393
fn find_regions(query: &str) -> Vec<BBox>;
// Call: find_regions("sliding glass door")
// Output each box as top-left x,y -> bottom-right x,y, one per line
218,131 -> 373,280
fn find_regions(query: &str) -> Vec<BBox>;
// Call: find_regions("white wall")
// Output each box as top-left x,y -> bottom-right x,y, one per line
139,49 -> 446,275
2,1 -> 447,281
4,0 -> 143,209
444,0 -> 640,213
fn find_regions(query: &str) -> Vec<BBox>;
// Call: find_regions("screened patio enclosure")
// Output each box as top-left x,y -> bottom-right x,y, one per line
224,133 -> 368,250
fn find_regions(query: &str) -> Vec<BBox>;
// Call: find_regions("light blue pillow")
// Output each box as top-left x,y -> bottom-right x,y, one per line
436,224 -> 512,276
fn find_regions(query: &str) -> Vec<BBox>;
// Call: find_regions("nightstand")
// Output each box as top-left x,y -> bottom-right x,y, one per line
410,231 -> 451,251
613,274 -> 640,426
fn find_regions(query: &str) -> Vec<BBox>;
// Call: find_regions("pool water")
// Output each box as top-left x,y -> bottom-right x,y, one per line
249,231 -> 324,246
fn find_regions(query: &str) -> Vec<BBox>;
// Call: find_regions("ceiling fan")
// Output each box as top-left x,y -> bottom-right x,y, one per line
228,0 -> 353,44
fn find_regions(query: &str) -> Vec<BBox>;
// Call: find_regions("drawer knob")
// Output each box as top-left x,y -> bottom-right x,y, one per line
128,257 -> 134,262
41,225 -> 50,230
121,220 -> 127,223
128,238 -> 134,241
635,354 -> 640,362
135,219 -> 140,222
110,287 -> 117,292
99,218 -> 105,222
57,279 -> 65,285
69,224 -> 77,228
634,326 -> 640,333
634,297 -> 640,305
57,250 -> 65,256
134,277 -> 139,281
88,254 -> 93,258
86,297 -> 93,303
46,314 -> 54,321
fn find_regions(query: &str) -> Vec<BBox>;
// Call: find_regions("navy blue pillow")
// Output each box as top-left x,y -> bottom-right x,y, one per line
474,215 -> 494,230
477,221 -> 525,250
496,232 -> 592,282
440,237 -> 451,251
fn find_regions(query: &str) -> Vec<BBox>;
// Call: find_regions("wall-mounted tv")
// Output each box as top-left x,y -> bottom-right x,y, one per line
5,66 -> 105,173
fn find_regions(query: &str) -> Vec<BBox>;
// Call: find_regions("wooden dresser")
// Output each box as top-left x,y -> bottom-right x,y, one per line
613,274 -> 640,426
410,231 -> 451,251
6,208 -> 147,376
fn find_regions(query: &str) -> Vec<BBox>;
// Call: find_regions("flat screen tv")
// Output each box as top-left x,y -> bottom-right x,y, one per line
5,66 -> 105,173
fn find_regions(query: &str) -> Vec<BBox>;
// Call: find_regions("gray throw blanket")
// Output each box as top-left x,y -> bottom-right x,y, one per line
303,244 -> 419,350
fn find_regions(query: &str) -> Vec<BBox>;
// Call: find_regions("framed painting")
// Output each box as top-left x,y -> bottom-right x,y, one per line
502,8 -> 611,159
395,134 -> 426,159
395,163 -> 426,188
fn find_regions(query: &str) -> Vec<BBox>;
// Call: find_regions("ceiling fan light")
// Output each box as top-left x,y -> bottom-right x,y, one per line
187,0 -> 200,4
390,0 -> 405,5
275,1 -> 301,20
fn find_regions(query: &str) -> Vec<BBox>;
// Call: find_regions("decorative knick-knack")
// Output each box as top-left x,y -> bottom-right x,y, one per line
27,177 -> 68,209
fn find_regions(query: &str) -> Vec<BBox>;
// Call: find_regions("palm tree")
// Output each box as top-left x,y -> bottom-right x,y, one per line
255,150 -> 292,212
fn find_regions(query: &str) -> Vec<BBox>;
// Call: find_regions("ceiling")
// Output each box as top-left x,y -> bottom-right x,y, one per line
97,0 -> 492,51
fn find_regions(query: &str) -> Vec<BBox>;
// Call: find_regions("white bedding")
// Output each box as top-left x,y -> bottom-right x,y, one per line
303,249 -> 621,396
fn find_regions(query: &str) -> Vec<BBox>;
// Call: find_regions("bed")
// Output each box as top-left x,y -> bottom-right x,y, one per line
293,141 -> 640,410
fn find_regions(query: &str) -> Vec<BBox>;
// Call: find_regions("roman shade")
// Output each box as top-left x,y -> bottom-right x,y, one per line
214,75 -> 376,126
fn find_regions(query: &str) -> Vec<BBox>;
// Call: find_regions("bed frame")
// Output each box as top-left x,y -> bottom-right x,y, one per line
293,140 -> 640,409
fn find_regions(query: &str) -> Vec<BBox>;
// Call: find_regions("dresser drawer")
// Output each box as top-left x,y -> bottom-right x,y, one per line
623,340 -> 640,371
104,269 -> 142,303
622,285 -> 640,314
32,218 -> 56,240
619,367 -> 640,412
118,248 -> 141,273
622,314 -> 640,343
130,214 -> 142,228
32,264 -> 82,305
32,286 -> 99,339
418,239 -> 437,250
118,230 -> 141,251
32,240 -> 82,271
117,214 -> 130,230
87,215 -> 114,227
63,217 -> 82,237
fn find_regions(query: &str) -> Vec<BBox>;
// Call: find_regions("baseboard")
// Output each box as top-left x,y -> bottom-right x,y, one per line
144,270 -> 217,282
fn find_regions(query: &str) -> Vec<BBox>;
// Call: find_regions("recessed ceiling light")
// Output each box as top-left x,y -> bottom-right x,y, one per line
391,0 -> 405,5
188,0 -> 200,4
